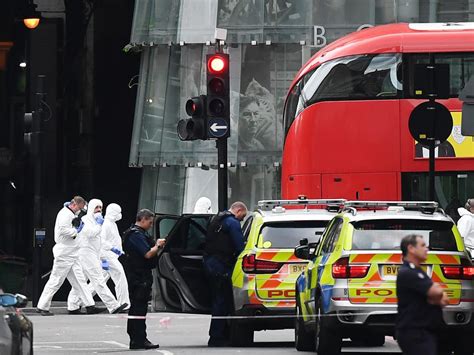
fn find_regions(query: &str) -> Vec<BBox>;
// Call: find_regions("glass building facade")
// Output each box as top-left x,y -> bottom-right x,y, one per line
128,0 -> 474,214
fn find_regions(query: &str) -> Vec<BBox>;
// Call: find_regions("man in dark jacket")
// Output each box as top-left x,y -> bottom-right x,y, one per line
123,209 -> 165,350
396,234 -> 448,354
203,201 -> 248,347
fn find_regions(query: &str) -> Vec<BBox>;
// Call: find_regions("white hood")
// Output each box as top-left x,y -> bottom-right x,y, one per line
458,207 -> 474,218
105,203 -> 122,222
193,197 -> 212,214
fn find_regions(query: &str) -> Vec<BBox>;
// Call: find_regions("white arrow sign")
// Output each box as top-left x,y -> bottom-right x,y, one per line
210,123 -> 227,132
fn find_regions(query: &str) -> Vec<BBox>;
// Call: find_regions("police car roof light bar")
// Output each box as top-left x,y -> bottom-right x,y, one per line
343,201 -> 439,215
257,199 -> 346,211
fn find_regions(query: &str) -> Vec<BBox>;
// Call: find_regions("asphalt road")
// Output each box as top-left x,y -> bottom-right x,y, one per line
31,311 -> 401,354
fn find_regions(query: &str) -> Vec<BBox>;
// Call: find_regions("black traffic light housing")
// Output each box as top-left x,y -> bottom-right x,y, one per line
23,110 -> 41,156
177,95 -> 207,141
206,53 -> 230,139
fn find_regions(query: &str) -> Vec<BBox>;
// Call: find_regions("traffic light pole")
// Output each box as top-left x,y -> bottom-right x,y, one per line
217,138 -> 228,212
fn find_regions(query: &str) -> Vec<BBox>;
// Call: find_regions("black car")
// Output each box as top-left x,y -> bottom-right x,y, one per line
0,293 -> 33,355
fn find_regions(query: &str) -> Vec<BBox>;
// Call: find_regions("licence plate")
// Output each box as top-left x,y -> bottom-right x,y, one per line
383,265 -> 400,275
382,264 -> 427,276
290,264 -> 306,274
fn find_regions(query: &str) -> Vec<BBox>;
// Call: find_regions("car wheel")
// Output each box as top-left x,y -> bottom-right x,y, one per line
295,295 -> 315,351
315,298 -> 341,355
230,320 -> 253,347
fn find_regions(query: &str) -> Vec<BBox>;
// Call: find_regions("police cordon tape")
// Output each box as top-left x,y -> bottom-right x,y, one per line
122,311 -> 395,320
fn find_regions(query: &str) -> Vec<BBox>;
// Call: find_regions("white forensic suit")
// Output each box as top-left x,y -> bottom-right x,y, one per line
458,207 -> 474,255
99,203 -> 130,308
67,199 -> 122,313
37,205 -> 95,311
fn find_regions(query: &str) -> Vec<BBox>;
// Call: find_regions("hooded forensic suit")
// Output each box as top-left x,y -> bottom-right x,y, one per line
37,204 -> 95,311
67,199 -> 122,313
99,203 -> 130,307
458,206 -> 474,254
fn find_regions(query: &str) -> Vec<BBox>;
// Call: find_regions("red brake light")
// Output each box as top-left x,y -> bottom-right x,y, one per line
332,258 -> 369,279
441,265 -> 474,280
208,56 -> 226,74
242,254 -> 282,274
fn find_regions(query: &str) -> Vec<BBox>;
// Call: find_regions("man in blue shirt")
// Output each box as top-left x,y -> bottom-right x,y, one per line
123,209 -> 165,350
204,201 -> 248,347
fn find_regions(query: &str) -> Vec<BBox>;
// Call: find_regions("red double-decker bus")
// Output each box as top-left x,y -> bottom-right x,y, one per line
282,22 -> 474,215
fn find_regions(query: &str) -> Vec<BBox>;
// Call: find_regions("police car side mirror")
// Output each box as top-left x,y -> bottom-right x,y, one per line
295,245 -> 310,260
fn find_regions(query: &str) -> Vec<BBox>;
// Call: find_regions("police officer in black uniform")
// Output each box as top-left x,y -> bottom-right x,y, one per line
123,209 -> 165,350
203,201 -> 248,347
396,234 -> 448,355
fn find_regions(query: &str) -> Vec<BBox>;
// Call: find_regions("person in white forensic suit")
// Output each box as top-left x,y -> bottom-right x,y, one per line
458,198 -> 474,257
36,196 -> 105,315
193,197 -> 213,214
99,203 -> 130,310
67,198 -> 128,314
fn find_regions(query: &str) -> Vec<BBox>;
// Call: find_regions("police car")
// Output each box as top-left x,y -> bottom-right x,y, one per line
151,198 -> 344,346
294,201 -> 474,354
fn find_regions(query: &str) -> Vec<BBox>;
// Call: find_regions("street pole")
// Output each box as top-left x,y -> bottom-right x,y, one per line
217,138 -> 228,212
428,138 -> 435,201
32,75 -> 46,307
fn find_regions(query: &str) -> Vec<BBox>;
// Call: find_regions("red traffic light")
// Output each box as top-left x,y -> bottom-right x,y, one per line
185,96 -> 206,116
208,55 -> 227,74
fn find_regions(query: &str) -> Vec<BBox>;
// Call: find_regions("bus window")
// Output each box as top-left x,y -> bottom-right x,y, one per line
303,53 -> 402,105
406,53 -> 474,97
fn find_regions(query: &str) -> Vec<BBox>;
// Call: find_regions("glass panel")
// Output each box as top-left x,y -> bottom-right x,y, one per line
236,44 -> 301,162
138,166 -> 159,211
136,47 -> 170,165
228,165 -> 281,209
259,221 -> 328,248
217,0 -> 265,43
351,220 -> 457,251
149,0 -> 180,44
402,172 -> 474,223
130,0 -> 153,44
178,0 -> 218,43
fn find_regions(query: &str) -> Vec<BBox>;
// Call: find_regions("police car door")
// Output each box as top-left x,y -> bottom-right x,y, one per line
153,214 -> 212,313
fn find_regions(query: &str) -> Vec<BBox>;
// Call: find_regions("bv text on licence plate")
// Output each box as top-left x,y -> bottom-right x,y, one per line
382,264 -> 427,276
290,264 -> 306,274
383,265 -> 400,275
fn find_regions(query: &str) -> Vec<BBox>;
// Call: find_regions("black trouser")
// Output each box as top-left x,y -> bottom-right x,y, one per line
203,255 -> 233,340
397,328 -> 437,355
126,271 -> 152,345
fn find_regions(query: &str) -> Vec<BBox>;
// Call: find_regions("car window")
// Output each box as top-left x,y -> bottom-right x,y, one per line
258,221 -> 328,249
320,218 -> 343,254
242,215 -> 254,242
350,219 -> 457,251
166,216 -> 209,251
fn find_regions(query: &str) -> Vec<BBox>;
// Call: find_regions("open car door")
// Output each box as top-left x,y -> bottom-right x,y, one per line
152,214 -> 213,313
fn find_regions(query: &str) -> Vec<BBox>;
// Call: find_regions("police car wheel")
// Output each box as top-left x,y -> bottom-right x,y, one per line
295,296 -> 315,351
229,320 -> 253,347
315,299 -> 341,355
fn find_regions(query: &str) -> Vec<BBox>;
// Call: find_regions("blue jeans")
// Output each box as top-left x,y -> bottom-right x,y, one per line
203,255 -> 234,340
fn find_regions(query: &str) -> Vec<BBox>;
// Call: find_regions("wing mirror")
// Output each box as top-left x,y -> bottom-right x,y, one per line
0,293 -> 28,308
295,238 -> 310,260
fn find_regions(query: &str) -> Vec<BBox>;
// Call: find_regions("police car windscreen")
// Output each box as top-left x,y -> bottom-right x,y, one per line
350,219 -> 457,251
259,221 -> 328,248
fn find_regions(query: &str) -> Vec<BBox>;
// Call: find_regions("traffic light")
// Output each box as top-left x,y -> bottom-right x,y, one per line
23,111 -> 41,156
206,53 -> 230,139
177,95 -> 207,141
